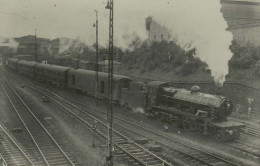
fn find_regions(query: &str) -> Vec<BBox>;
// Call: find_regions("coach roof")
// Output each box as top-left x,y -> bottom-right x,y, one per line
7,58 -> 20,63
18,60 -> 38,67
69,69 -> 132,82
36,63 -> 72,72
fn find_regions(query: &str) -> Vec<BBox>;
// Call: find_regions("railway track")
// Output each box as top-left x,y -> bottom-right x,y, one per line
227,140 -> 260,158
37,85 -> 172,166
3,73 -> 173,166
0,124 -> 33,166
3,73 -> 244,166
66,98 -> 240,166
242,126 -> 260,138
0,76 -> 75,166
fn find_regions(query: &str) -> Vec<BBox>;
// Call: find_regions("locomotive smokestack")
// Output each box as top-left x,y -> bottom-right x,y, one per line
191,85 -> 200,93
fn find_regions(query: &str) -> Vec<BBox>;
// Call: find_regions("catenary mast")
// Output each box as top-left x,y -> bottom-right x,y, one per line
105,0 -> 114,165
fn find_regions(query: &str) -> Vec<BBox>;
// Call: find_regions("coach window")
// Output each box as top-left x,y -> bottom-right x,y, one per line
72,75 -> 75,85
101,81 -> 105,93
122,80 -> 130,89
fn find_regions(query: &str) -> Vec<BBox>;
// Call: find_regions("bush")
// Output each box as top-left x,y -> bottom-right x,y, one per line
229,40 -> 260,71
121,40 -> 201,75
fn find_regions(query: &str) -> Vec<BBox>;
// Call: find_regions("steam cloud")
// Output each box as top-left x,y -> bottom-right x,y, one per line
132,107 -> 145,114
47,38 -> 88,57
165,0 -> 233,86
58,38 -> 86,55
0,36 -> 18,51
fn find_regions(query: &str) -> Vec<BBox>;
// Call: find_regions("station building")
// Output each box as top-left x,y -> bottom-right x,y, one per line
14,35 -> 50,55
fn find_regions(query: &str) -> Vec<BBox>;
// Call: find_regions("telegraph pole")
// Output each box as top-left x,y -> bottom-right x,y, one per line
35,29 -> 37,62
94,10 -> 99,106
105,0 -> 114,165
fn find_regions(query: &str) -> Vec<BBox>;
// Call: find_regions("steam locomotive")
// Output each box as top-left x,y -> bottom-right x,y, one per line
5,58 -> 245,141
145,82 -> 244,140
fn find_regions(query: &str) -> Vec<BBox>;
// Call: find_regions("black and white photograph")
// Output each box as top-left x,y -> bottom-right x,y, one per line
0,0 -> 260,165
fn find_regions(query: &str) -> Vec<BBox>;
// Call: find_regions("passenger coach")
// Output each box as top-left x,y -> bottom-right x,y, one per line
68,69 -> 132,102
35,64 -> 72,86
7,58 -> 19,71
17,60 -> 38,78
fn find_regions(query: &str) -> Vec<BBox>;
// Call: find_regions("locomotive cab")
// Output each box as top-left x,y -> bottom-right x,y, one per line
146,81 -> 169,110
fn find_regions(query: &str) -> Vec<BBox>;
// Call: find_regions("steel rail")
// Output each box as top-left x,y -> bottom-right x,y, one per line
0,152 -> 7,166
228,140 -> 260,157
2,76 -> 75,166
243,127 -> 260,138
0,80 -> 48,165
0,124 -> 33,165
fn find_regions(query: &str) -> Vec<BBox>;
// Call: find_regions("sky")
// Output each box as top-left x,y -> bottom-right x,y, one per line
0,0 -> 236,85
0,0 -> 156,47
0,0 -> 102,43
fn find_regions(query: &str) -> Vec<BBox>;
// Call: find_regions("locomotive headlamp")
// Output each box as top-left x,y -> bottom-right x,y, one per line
226,100 -> 231,107
226,129 -> 233,135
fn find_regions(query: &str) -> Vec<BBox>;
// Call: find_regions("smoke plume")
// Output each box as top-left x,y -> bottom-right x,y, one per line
0,36 -> 18,51
58,38 -> 86,55
132,107 -> 145,114
165,0 -> 233,86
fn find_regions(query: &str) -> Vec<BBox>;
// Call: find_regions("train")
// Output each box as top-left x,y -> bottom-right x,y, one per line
5,58 -> 245,141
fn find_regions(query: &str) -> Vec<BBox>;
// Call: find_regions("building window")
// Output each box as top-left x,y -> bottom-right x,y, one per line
101,81 -> 105,93
154,35 -> 156,40
161,34 -> 164,40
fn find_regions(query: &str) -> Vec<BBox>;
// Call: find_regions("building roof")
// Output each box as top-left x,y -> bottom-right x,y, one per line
221,0 -> 260,6
14,35 -> 50,44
